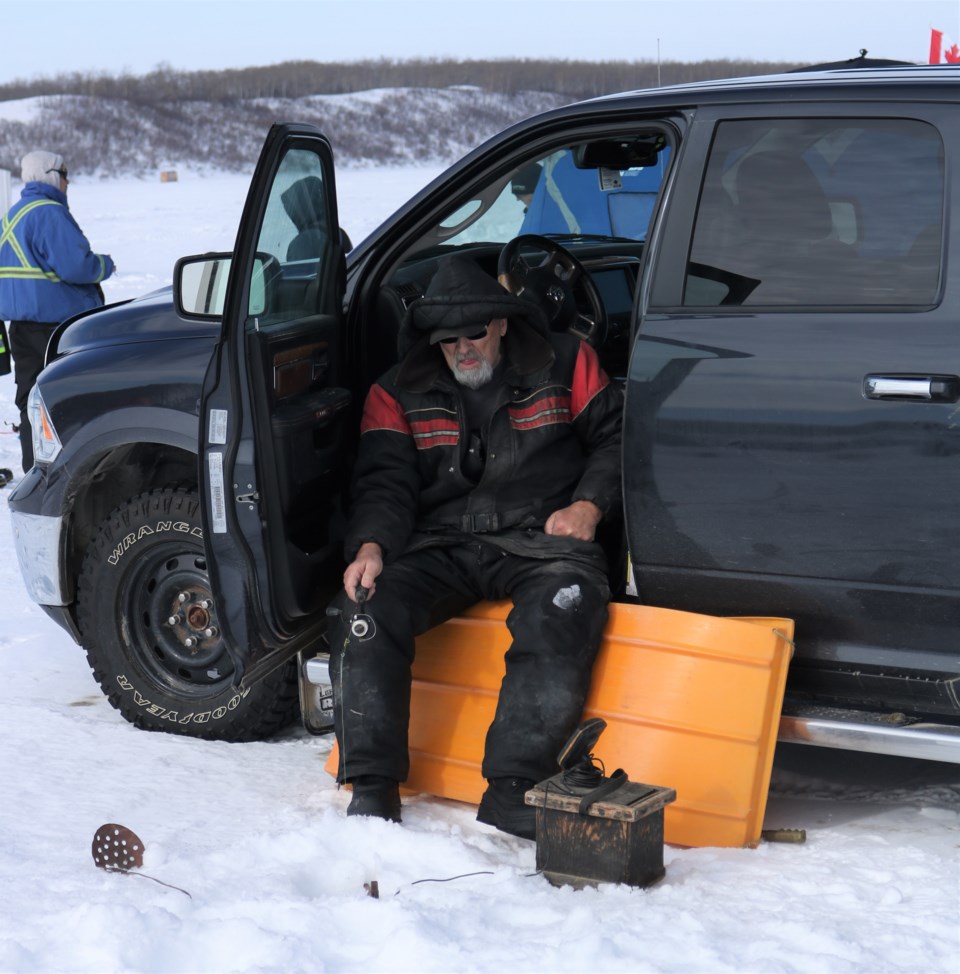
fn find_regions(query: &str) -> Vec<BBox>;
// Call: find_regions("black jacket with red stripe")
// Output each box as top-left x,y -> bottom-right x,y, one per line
345,315 -> 623,566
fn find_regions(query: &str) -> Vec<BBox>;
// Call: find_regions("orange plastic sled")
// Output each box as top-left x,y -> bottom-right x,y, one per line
326,601 -> 794,848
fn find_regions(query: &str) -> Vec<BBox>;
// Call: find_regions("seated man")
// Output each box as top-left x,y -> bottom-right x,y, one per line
329,256 -> 623,839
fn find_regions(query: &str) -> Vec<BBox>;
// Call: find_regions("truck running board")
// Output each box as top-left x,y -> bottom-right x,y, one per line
779,704 -> 960,764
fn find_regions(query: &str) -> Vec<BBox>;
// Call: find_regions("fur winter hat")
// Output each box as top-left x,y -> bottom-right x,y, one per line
395,256 -> 554,392
403,256 -> 547,350
21,150 -> 66,188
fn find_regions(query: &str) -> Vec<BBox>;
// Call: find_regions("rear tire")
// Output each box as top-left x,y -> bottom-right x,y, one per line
77,486 -> 299,741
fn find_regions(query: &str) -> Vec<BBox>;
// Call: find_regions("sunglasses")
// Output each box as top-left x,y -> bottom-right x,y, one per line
439,325 -> 490,345
46,167 -> 69,180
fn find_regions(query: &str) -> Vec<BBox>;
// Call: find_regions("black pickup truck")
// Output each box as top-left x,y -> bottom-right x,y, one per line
9,65 -> 960,761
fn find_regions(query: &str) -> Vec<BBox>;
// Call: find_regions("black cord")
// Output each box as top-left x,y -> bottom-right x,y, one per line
394,870 -> 495,895
560,753 -> 606,790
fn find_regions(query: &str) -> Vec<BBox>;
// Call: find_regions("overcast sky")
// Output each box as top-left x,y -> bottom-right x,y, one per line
2,0 -> 957,85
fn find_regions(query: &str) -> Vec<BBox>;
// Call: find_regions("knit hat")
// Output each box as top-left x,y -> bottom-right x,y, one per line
21,150 -> 66,188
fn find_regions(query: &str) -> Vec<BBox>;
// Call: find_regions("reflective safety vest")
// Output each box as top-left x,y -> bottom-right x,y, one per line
0,183 -> 113,324
0,200 -> 64,283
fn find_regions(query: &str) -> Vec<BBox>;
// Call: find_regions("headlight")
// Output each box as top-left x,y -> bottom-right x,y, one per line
28,384 -> 62,464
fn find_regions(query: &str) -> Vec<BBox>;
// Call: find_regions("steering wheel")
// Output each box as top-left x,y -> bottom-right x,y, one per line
497,234 -> 607,346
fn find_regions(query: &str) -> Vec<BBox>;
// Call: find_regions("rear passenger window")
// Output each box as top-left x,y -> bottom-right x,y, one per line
684,118 -> 944,307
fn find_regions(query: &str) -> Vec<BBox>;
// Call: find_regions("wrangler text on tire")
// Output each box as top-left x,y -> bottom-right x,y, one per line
77,487 -> 298,741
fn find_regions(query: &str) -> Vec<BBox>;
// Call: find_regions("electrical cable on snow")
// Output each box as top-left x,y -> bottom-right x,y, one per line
390,870 -> 495,896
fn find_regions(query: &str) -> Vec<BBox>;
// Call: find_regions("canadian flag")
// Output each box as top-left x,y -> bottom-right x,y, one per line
929,28 -> 960,63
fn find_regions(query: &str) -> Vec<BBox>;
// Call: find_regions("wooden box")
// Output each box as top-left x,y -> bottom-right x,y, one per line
527,774 -> 677,889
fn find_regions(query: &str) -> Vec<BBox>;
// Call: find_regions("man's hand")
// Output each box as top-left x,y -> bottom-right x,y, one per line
343,542 -> 384,601
544,500 -> 603,542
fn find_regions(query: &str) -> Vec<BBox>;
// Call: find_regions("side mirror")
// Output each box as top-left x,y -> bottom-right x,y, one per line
174,253 -> 272,319
174,253 -> 232,318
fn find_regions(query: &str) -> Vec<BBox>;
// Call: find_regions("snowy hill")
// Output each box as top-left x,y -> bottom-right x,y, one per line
0,54 -> 810,177
0,87 -> 570,176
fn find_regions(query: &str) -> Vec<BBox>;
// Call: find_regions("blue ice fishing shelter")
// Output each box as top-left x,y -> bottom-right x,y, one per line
521,147 -> 670,241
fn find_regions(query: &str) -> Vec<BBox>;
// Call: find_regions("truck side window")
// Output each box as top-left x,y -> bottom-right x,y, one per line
684,118 -> 944,307
436,138 -> 670,249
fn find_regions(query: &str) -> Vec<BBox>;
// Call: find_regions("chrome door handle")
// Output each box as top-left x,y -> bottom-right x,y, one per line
864,374 -> 960,402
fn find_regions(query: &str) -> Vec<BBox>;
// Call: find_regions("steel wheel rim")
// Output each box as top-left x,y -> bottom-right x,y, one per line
121,540 -> 236,697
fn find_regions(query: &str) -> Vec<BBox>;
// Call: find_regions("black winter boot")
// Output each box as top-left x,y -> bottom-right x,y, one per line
346,775 -> 402,823
476,777 -> 537,840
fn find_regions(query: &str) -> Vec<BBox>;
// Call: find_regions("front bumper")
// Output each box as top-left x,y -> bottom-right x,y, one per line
11,508 -> 66,605
10,465 -> 79,643
8,462 -> 68,606
10,458 -> 67,605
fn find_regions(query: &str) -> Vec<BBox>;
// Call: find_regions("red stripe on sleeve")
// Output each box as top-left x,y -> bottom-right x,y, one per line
360,384 -> 411,435
570,342 -> 610,420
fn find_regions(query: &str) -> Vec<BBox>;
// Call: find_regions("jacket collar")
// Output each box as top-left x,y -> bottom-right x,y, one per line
22,181 -> 68,206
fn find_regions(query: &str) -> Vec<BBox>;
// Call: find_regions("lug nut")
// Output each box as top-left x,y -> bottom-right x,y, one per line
167,615 -> 180,626
178,592 -> 189,603
203,627 -> 218,638
184,637 -> 196,648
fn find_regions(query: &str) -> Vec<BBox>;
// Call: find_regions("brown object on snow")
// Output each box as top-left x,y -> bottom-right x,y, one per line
92,824 -> 145,870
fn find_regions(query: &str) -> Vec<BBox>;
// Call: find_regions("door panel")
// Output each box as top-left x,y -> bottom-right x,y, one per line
626,108 -> 960,685
200,124 -> 348,685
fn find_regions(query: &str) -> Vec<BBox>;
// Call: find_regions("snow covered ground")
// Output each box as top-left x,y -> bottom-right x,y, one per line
0,167 -> 958,974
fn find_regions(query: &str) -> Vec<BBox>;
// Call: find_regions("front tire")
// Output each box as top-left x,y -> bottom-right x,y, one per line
77,487 -> 299,741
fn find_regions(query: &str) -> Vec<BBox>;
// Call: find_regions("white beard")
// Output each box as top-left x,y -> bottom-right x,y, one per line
452,355 -> 494,389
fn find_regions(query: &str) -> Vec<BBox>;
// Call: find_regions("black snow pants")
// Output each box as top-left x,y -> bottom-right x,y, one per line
329,541 -> 610,786
9,320 -> 58,472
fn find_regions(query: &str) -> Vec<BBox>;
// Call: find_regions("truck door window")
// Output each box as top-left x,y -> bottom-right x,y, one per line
250,149 -> 335,322
684,118 -> 944,307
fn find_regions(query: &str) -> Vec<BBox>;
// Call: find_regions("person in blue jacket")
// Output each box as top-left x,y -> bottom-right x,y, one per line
0,150 -> 115,471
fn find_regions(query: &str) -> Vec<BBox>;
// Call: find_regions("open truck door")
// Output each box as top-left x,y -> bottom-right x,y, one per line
198,123 -> 351,688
